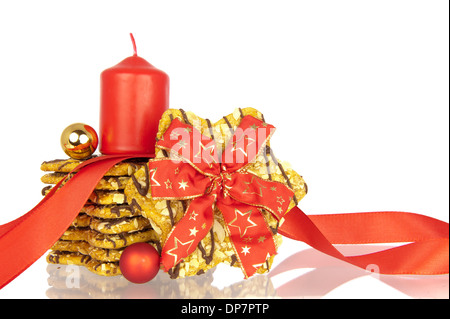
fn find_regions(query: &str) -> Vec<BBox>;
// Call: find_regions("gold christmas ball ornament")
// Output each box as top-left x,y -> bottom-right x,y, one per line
61,123 -> 99,160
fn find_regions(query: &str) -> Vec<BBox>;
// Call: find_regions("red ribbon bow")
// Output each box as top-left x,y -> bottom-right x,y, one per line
149,115 -> 293,277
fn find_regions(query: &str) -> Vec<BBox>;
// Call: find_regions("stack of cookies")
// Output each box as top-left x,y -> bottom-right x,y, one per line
40,158 -> 160,276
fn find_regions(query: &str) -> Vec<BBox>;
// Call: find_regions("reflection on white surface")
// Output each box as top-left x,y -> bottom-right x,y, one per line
46,265 -> 277,299
45,246 -> 449,299
269,246 -> 449,299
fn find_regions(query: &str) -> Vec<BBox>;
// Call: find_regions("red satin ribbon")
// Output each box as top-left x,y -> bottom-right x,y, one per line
278,207 -> 449,275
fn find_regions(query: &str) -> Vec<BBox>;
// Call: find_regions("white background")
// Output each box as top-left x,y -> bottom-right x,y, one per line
0,0 -> 448,299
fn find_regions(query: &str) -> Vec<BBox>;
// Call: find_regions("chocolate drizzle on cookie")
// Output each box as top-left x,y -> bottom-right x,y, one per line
265,145 -> 298,206
41,159 -> 76,172
230,254 -> 238,267
223,116 -> 234,135
197,228 -> 215,265
48,251 -> 61,264
168,263 -> 181,279
262,148 -> 273,181
131,163 -> 150,196
106,176 -> 123,189
41,159 -> 67,165
166,200 -> 176,227
41,185 -> 52,196
206,118 -> 215,141
80,254 -> 92,264
238,107 -> 245,119
180,200 -> 188,213
105,237 -> 117,248
57,161 -> 73,171
110,198 -> 141,217
118,233 -> 127,246
99,217 -> 137,230
179,108 -> 192,126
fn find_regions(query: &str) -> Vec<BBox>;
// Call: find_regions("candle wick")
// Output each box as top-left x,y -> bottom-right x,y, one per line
130,33 -> 138,56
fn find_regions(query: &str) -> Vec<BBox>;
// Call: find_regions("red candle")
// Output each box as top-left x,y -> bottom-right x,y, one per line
100,33 -> 169,155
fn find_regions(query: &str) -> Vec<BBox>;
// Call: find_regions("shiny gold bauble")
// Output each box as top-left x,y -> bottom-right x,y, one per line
60,123 -> 98,160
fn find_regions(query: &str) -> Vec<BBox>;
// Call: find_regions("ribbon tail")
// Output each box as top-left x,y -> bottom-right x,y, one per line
307,211 -> 449,244
0,155 -> 136,289
217,196 -> 277,278
278,207 -> 449,275
161,195 -> 215,272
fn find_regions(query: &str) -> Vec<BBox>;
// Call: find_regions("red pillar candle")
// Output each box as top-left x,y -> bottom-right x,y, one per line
100,33 -> 169,155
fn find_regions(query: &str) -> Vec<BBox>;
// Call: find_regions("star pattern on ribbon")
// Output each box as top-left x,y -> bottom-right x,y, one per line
189,227 -> 199,237
242,175 -> 267,197
194,141 -> 217,167
166,237 -> 195,266
231,135 -> 255,157
178,180 -> 189,190
228,209 -> 258,238
241,246 -> 251,256
189,211 -> 198,221
149,168 -> 161,187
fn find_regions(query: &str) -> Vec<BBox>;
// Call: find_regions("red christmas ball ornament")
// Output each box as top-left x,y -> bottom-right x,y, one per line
119,243 -> 160,284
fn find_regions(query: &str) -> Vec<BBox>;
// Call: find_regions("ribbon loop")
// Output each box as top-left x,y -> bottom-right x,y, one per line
148,158 -> 211,200
156,118 -> 220,176
221,115 -> 275,172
